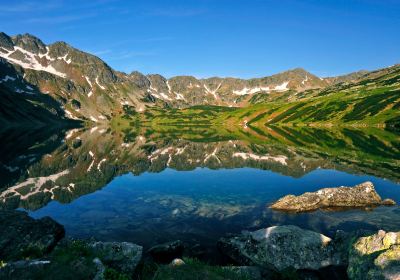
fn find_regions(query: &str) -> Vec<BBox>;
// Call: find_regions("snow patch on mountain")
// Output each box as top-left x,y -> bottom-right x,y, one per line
0,46 -> 66,78
274,81 -> 289,91
159,92 -> 172,101
96,76 -> 106,90
233,86 -> 271,95
233,152 -> 287,165
57,53 -> 72,64
0,75 -> 16,83
302,75 -> 309,85
97,158 -> 107,171
204,148 -> 221,163
1,169 -> 70,202
65,110 -> 79,120
204,82 -> 222,99
175,92 -> 185,100
85,76 -> 92,87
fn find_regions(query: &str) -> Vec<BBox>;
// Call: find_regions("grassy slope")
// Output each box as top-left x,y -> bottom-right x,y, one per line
135,65 -> 400,131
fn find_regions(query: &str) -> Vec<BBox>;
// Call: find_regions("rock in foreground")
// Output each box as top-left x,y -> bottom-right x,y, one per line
270,181 -> 395,212
148,240 -> 184,263
0,210 -> 65,261
218,225 -> 343,271
90,241 -> 143,275
348,230 -> 400,280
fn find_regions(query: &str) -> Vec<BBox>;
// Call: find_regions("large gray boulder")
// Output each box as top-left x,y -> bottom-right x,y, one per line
0,210 -> 65,261
270,181 -> 395,212
347,230 -> 400,280
218,225 -> 343,271
89,241 -> 142,276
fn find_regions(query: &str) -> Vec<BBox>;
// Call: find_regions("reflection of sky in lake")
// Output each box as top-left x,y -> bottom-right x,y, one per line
30,167 -> 400,255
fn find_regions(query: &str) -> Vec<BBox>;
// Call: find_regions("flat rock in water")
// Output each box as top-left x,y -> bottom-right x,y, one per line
270,181 -> 396,212
218,225 -> 344,271
0,210 -> 65,261
347,230 -> 400,280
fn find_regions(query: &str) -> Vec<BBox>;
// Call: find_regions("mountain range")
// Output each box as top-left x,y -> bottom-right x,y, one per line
1,32 -> 398,126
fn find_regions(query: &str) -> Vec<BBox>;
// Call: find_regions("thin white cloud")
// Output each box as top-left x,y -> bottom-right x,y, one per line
106,51 -> 158,61
0,1 -> 61,13
92,49 -> 112,56
145,7 -> 206,17
23,13 -> 98,24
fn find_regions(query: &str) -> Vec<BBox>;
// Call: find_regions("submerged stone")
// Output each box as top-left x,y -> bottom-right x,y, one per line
270,181 -> 395,212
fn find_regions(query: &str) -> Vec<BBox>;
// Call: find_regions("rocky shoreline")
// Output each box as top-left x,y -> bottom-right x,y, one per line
1,182 -> 399,279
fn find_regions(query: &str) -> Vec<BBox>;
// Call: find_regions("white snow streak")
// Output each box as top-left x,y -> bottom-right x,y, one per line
204,82 -> 222,99
96,76 -> 106,90
0,46 -> 66,78
233,152 -> 287,165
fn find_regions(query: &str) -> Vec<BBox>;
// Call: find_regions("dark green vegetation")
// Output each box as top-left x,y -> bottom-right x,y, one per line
150,258 -> 253,280
137,64 -> 400,131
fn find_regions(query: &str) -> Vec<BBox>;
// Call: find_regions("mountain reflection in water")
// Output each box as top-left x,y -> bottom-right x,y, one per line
1,125 -> 399,258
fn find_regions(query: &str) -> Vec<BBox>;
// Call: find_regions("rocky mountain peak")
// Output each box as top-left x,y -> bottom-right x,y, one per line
12,33 -> 47,54
0,32 -> 14,51
129,71 -> 150,88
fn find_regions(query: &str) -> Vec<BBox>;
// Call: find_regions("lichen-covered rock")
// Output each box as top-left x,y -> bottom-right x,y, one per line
89,241 -> 142,275
347,230 -> 400,280
0,210 -> 65,261
270,181 -> 395,212
218,225 -> 343,271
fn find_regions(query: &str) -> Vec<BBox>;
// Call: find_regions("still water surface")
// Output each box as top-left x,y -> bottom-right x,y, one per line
1,125 -> 399,258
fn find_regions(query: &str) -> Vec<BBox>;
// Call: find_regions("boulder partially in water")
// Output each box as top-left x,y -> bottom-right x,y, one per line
0,210 -> 65,261
347,230 -> 400,280
218,225 -> 343,271
270,181 -> 395,212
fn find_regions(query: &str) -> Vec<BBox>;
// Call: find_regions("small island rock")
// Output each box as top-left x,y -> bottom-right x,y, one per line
270,181 -> 395,212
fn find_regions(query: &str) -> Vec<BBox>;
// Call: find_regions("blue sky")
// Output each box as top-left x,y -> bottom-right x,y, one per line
0,0 -> 399,78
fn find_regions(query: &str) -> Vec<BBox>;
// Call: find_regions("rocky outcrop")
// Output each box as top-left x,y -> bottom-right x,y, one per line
0,210 -> 65,261
218,225 -> 343,271
270,181 -> 396,212
89,241 -> 143,275
348,230 -> 400,280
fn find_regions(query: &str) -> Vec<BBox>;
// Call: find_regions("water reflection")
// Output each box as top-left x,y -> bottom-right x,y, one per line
1,125 -> 399,210
1,125 -> 400,256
